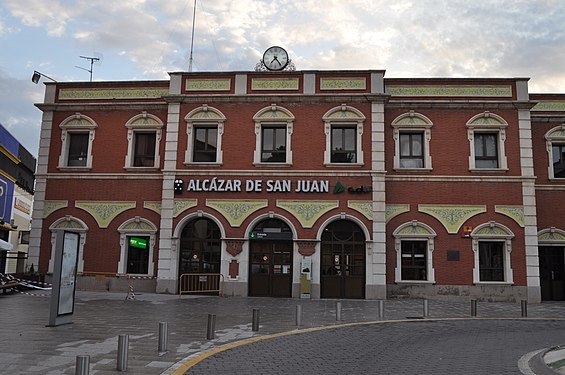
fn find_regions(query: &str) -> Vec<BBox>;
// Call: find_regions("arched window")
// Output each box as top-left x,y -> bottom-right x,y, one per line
185,104 -> 226,164
117,216 -> 158,275
391,111 -> 433,170
124,112 -> 163,169
252,104 -> 295,165
48,216 -> 88,273
466,112 -> 508,171
322,104 -> 365,165
58,113 -> 97,169
544,125 -> 565,179
471,221 -> 514,283
393,220 -> 436,283
179,218 -> 222,274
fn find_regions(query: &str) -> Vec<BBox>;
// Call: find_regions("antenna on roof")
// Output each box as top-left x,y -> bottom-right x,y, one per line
75,55 -> 101,82
188,0 -> 197,72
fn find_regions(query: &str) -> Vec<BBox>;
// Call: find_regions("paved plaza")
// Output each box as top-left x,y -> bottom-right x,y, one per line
2,289 -> 565,374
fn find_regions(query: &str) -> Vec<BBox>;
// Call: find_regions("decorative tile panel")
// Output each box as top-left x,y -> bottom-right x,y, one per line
43,200 -> 69,218
474,225 -> 510,236
75,201 -> 136,228
396,223 -> 434,236
277,200 -> 339,228
532,101 -> 565,112
386,85 -> 512,97
251,78 -> 299,90
386,204 -> 410,223
418,205 -> 486,234
143,201 -> 161,215
539,230 -> 565,242
173,199 -> 198,218
320,78 -> 366,90
59,88 -> 168,100
206,199 -> 268,227
495,206 -> 525,227
348,201 -> 373,220
186,79 -> 231,91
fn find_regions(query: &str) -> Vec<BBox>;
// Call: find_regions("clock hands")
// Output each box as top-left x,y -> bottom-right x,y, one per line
270,56 -> 282,66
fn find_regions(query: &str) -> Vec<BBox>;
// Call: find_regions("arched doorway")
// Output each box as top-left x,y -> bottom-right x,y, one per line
249,218 -> 293,297
178,218 -> 222,292
320,220 -> 366,299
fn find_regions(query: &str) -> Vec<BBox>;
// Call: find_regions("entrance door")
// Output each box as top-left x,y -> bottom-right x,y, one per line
248,219 -> 293,297
539,246 -> 565,301
321,220 -> 365,299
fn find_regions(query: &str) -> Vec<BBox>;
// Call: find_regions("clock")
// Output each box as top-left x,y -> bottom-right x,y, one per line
262,46 -> 289,71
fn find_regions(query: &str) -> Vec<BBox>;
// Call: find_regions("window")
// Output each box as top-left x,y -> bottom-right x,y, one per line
67,133 -> 90,167
393,220 -> 436,283
133,133 -> 156,167
466,112 -> 508,171
401,240 -> 427,280
471,221 -> 514,284
193,127 -> 218,162
117,217 -> 157,276
124,112 -> 163,169
391,111 -> 433,170
400,133 -> 424,168
58,113 -> 97,169
185,105 -> 225,164
261,126 -> 286,162
545,125 -> 565,179
126,236 -> 149,274
474,133 -> 498,168
478,241 -> 504,281
323,104 -> 365,166
253,104 -> 295,165
19,231 -> 30,245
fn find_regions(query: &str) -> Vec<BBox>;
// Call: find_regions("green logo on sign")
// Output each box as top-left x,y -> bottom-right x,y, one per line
333,182 -> 345,194
249,231 -> 257,239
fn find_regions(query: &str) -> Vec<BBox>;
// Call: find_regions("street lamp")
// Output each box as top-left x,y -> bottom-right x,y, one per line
31,70 -> 57,84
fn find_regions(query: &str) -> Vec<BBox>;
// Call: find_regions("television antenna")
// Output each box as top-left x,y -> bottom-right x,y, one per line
75,54 -> 102,81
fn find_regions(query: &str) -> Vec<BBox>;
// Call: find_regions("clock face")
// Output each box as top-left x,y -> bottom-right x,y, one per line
263,46 -> 289,71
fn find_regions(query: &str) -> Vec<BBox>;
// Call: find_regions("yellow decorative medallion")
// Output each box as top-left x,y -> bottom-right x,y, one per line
386,204 -> 410,223
277,200 -> 339,228
174,199 -> 198,218
206,200 -> 268,227
495,206 -> 524,227
43,200 -> 69,218
348,201 -> 373,220
418,205 -> 486,234
75,201 -> 136,228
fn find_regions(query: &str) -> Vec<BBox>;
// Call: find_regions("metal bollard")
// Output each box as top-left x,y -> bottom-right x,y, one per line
158,322 -> 168,353
206,314 -> 216,339
471,299 -> 477,317
378,300 -> 385,320
116,334 -> 129,372
252,308 -> 260,332
521,300 -> 528,317
336,301 -> 342,321
296,305 -> 302,326
423,299 -> 429,318
75,355 -> 90,375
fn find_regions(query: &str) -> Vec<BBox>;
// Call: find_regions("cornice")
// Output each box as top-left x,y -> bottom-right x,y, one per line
162,94 -> 390,104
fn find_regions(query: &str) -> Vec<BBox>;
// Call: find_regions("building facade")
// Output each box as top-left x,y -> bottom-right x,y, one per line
0,123 -> 35,274
28,70 -> 565,302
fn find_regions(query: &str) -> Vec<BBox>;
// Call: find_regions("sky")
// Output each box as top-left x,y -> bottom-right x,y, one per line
1,0 -> 565,157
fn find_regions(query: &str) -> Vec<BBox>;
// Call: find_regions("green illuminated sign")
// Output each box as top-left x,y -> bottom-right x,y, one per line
129,237 -> 147,249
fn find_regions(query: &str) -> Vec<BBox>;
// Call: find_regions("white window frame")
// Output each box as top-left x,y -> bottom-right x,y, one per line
393,220 -> 436,283
391,111 -> 433,171
48,216 -> 88,274
466,112 -> 508,171
252,104 -> 295,166
117,216 -> 157,276
184,104 -> 226,165
471,221 -> 514,284
124,112 -> 163,170
323,104 -> 365,166
544,124 -> 565,180
58,113 -> 97,170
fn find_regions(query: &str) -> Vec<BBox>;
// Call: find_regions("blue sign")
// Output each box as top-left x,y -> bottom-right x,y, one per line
0,177 -> 13,221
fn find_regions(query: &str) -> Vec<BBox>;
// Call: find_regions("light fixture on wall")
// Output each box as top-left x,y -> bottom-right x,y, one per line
174,179 -> 184,194
31,70 -> 57,84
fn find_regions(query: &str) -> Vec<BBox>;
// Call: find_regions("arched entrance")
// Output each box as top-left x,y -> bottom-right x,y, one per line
178,218 -> 222,293
320,220 -> 366,299
249,218 -> 293,297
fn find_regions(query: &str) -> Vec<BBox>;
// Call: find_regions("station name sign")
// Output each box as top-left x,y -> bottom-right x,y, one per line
185,178 -> 373,194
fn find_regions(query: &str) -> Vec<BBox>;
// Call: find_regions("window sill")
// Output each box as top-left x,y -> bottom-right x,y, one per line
184,162 -> 223,167
469,168 -> 509,173
253,162 -> 292,168
394,168 -> 433,172
474,281 -> 513,285
548,177 -> 565,182
395,280 -> 435,284
324,163 -> 364,168
124,167 -> 160,172
58,166 -> 92,172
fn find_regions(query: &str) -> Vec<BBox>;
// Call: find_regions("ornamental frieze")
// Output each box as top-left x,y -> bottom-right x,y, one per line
58,87 -> 168,100
320,78 -> 366,90
206,199 -> 268,227
348,201 -> 373,220
418,205 -> 486,234
495,206 -> 524,227
43,200 -> 69,218
75,201 -> 136,228
251,78 -> 299,90
386,204 -> 410,223
277,200 -> 339,228
143,201 -> 161,215
173,199 -> 198,218
186,78 -> 231,91
532,101 -> 565,112
386,85 -> 512,97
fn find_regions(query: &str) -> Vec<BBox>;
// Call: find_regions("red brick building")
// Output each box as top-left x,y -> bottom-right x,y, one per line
29,69 -> 565,302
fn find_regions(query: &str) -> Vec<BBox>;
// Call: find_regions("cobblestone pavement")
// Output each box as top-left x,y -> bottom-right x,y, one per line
2,290 -> 565,374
